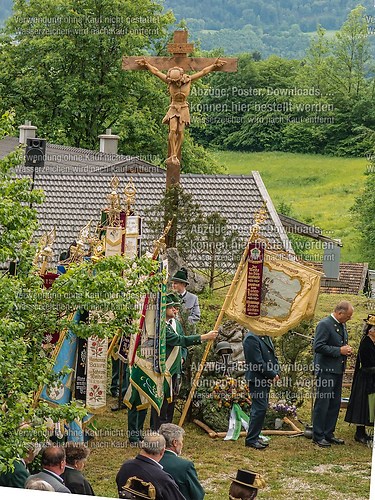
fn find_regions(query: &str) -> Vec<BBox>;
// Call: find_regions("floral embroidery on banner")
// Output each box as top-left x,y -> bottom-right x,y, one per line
86,335 -> 107,410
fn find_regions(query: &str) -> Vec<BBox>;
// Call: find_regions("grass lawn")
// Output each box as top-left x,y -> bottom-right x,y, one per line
210,150 -> 368,263
85,407 -> 371,500
83,292 -> 374,499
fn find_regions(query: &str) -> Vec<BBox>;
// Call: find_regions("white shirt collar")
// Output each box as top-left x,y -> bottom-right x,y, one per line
165,449 -> 178,456
146,456 -> 163,469
43,469 -> 64,482
331,313 -> 341,324
167,318 -> 176,329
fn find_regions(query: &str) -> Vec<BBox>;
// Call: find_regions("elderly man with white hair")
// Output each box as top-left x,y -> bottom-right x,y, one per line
116,433 -> 185,500
159,423 -> 205,500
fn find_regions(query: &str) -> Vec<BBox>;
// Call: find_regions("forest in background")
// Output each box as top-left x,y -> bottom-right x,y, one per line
0,1 -> 374,264
164,0 -> 375,58
2,0 -> 375,57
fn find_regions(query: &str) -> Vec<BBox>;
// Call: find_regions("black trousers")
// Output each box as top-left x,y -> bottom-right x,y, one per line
150,374 -> 179,431
150,398 -> 175,431
245,380 -> 271,445
313,371 -> 343,441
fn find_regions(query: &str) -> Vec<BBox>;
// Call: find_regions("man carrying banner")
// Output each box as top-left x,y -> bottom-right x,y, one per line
151,293 -> 218,430
243,331 -> 280,449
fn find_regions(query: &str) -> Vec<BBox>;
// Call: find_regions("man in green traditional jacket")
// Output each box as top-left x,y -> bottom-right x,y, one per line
159,423 -> 205,500
0,443 -> 40,489
151,293 -> 217,430
0,459 -> 30,489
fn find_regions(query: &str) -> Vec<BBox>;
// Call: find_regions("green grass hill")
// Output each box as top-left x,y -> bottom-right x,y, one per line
212,150 -> 368,263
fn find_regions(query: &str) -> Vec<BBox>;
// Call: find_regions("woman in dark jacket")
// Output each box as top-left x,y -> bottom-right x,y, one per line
345,314 -> 375,444
62,443 -> 95,495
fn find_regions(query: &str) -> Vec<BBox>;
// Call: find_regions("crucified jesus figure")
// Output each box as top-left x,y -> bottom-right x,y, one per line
136,57 -> 226,167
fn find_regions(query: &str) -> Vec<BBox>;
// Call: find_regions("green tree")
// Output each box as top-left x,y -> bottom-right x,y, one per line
351,158 -> 375,268
190,53 -> 262,149
0,110 -> 44,263
331,5 -> 371,98
297,26 -> 332,97
0,111 -> 83,471
53,255 -> 162,337
0,0 -> 171,152
0,110 -> 164,470
145,184 -> 204,256
0,1 -> 220,174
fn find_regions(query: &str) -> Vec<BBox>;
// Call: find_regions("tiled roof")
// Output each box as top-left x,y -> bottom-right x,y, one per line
1,136 -> 164,174
1,137 -> 292,263
311,262 -> 370,295
278,213 -> 340,245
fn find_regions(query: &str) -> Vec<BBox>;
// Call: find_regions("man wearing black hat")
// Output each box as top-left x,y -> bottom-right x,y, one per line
151,292 -> 217,429
171,268 -> 200,324
229,469 -> 266,499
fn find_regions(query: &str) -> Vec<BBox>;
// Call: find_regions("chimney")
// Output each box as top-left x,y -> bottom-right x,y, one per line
323,240 -> 341,279
19,120 -> 37,145
98,129 -> 120,155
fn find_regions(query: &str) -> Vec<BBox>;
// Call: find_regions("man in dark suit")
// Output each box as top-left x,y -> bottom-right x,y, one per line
159,423 -> 205,500
116,433 -> 185,500
312,300 -> 354,447
243,331 -> 280,449
28,445 -> 71,493
62,442 -> 95,495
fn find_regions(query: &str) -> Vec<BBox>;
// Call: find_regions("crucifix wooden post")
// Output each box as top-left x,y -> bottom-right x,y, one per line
123,30 -> 237,246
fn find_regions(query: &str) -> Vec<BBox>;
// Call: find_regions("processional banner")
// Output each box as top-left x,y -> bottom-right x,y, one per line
223,247 -> 322,337
124,259 -> 167,413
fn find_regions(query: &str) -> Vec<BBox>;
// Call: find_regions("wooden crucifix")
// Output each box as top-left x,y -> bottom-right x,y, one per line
123,30 -> 238,187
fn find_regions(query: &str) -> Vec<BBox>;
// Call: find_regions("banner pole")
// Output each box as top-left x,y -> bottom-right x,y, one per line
129,220 -> 172,366
178,210 -> 267,427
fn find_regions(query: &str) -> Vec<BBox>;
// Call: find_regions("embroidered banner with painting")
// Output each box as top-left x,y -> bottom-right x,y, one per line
223,250 -> 322,337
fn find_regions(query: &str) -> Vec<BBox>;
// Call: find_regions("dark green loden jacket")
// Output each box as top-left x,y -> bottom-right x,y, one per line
159,450 -> 205,500
165,320 -> 201,376
0,459 -> 30,488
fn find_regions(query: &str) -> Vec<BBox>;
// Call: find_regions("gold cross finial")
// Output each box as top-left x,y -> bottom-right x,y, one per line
124,177 -> 137,215
254,201 -> 268,225
107,177 -> 122,226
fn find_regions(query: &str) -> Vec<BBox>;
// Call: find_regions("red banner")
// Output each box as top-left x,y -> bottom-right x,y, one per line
41,272 -> 59,289
245,243 -> 265,316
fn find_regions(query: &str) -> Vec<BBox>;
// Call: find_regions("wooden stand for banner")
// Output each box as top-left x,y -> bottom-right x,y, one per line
178,207 -> 268,427
193,416 -> 302,438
